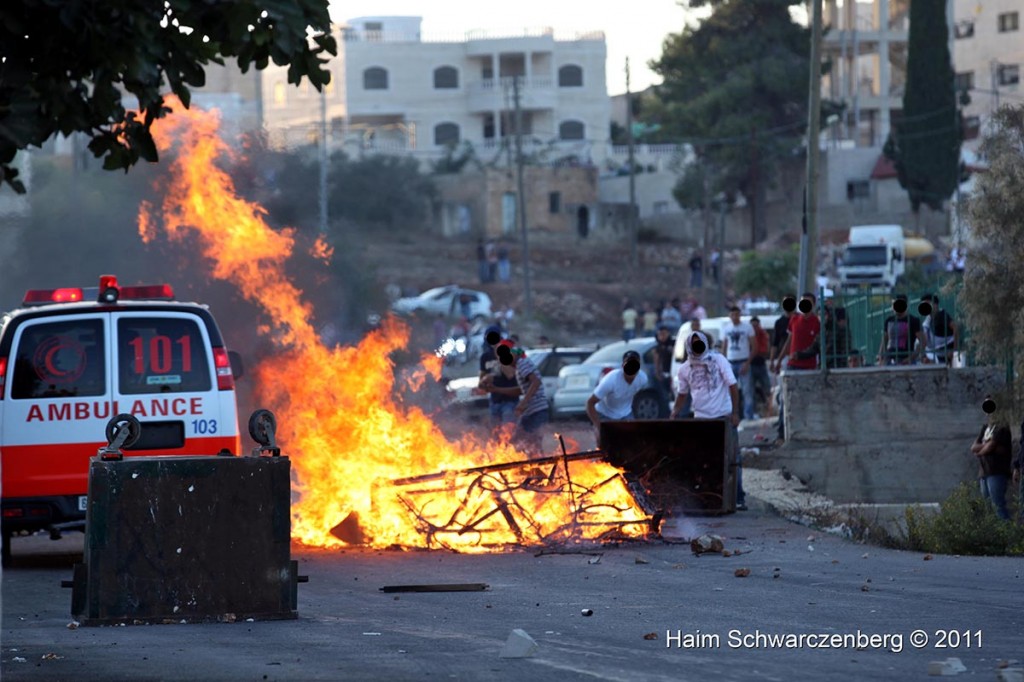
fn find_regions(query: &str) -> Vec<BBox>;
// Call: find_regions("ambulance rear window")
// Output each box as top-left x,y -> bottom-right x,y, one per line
117,318 -> 212,395
11,319 -> 106,399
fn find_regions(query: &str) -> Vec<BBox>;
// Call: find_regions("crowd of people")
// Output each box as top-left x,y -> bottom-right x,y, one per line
619,297 -> 707,342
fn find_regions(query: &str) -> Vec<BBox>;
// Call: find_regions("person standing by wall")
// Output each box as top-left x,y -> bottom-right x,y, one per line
776,292 -> 821,371
971,398 -> 1012,520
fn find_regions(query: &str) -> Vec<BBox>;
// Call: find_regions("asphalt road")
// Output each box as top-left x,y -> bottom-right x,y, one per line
2,504 -> 1020,682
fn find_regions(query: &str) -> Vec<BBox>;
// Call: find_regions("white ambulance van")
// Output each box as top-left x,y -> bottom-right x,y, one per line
0,275 -> 242,563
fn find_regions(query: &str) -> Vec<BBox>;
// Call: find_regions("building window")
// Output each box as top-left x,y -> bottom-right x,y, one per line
434,122 -> 460,146
998,12 -> 1019,32
363,67 -> 388,90
434,66 -> 459,89
558,120 -> 585,140
549,192 -> 561,214
997,64 -> 1020,86
846,180 -> 870,201
558,65 -> 583,87
954,71 -> 974,93
364,21 -> 383,41
954,19 -> 975,38
653,201 -> 669,215
272,82 -> 286,107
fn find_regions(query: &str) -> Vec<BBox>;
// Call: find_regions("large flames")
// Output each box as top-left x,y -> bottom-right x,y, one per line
138,99 -> 652,551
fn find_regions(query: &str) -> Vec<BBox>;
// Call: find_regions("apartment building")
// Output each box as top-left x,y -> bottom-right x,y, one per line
951,0 -> 1022,141
260,16 -> 610,168
822,0 -> 1021,149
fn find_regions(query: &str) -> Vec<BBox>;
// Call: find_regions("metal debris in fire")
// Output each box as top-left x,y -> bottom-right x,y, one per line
384,437 -> 660,550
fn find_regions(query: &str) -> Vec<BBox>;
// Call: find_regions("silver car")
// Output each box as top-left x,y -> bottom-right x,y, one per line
551,339 -> 668,420
391,285 -> 492,322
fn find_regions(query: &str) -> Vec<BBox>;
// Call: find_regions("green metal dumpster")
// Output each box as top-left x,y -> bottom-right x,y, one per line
599,418 -> 737,514
70,455 -> 298,625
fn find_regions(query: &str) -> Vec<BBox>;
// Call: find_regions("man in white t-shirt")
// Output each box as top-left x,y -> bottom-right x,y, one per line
670,330 -> 747,510
586,350 -> 649,431
719,306 -> 756,420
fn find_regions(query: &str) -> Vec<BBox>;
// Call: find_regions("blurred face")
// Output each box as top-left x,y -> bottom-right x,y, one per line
729,310 -> 740,324
751,320 -> 761,332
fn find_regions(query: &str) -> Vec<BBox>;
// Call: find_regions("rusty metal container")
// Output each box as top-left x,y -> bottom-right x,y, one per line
599,418 -> 737,514
70,455 -> 297,625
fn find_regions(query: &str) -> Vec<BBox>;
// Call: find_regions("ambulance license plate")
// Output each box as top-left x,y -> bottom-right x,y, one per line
78,495 -> 88,512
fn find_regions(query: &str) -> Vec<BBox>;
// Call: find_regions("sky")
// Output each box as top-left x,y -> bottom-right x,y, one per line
328,0 -> 695,95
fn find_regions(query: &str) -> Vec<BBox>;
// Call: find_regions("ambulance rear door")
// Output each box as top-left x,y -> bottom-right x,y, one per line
111,311 -> 239,457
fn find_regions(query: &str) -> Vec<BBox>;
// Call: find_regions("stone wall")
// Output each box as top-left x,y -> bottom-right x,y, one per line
761,366 -> 1005,503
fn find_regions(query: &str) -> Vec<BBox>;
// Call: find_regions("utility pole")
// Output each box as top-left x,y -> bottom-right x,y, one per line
318,84 -> 329,235
626,57 -> 638,267
799,0 -> 823,296
512,75 -> 533,318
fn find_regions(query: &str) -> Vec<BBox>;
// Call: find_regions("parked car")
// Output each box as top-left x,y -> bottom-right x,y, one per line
551,339 -> 669,420
445,346 -> 596,418
390,285 -> 492,322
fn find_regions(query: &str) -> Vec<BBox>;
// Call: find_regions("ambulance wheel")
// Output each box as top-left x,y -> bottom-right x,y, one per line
104,414 -> 141,449
248,409 -> 277,447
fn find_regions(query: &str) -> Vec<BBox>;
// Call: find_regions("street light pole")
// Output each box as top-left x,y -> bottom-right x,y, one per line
318,85 -> 328,235
512,76 -> 533,319
799,0 -> 823,296
626,57 -> 638,267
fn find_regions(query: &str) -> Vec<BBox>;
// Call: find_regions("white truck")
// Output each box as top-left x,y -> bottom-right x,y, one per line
837,224 -> 905,290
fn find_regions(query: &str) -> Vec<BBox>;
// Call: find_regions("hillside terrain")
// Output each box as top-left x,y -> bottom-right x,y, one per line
363,232 -> 737,347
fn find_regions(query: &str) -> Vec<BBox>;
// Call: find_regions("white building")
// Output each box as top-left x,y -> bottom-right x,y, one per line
822,0 -> 1021,149
260,16 -> 610,167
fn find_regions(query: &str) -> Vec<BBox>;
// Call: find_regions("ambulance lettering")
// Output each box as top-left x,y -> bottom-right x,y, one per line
25,397 -> 204,422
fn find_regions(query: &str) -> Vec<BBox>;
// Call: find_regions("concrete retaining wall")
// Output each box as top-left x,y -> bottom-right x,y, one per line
763,366 -> 1005,504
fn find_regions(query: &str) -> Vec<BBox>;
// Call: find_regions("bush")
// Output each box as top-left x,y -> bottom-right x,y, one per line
903,482 -> 1024,556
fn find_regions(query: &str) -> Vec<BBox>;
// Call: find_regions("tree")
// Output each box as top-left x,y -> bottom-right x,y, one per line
0,0 -> 336,193
733,246 -> 800,301
959,105 -> 1024,408
882,0 -> 960,213
329,154 -> 438,230
648,0 -> 811,245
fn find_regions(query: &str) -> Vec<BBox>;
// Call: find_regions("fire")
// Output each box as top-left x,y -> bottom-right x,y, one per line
138,98 -> 652,551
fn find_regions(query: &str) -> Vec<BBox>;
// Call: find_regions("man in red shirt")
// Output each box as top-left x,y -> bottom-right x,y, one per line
777,292 -> 821,370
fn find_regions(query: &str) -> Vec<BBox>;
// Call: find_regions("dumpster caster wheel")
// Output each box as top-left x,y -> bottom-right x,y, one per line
248,409 -> 277,448
104,414 -> 141,450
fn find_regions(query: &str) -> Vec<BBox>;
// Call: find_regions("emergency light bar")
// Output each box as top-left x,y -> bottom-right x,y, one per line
22,276 -> 175,306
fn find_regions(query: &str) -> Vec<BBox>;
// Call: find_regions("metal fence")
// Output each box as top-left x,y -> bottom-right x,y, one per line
814,281 -> 968,369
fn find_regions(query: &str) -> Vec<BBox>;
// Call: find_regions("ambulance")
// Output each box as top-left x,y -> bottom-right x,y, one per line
0,275 -> 242,563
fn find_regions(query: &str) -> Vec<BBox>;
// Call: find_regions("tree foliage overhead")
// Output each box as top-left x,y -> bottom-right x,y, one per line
647,0 -> 810,240
0,0 -> 336,193
882,0 -> 960,212
960,105 -> 1024,406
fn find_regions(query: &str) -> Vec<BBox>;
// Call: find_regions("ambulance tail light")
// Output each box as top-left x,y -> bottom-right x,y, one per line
23,287 -> 85,305
0,356 -> 7,393
213,347 -> 235,390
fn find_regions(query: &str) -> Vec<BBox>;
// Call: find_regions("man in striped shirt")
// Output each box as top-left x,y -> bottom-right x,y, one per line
484,339 -> 549,457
